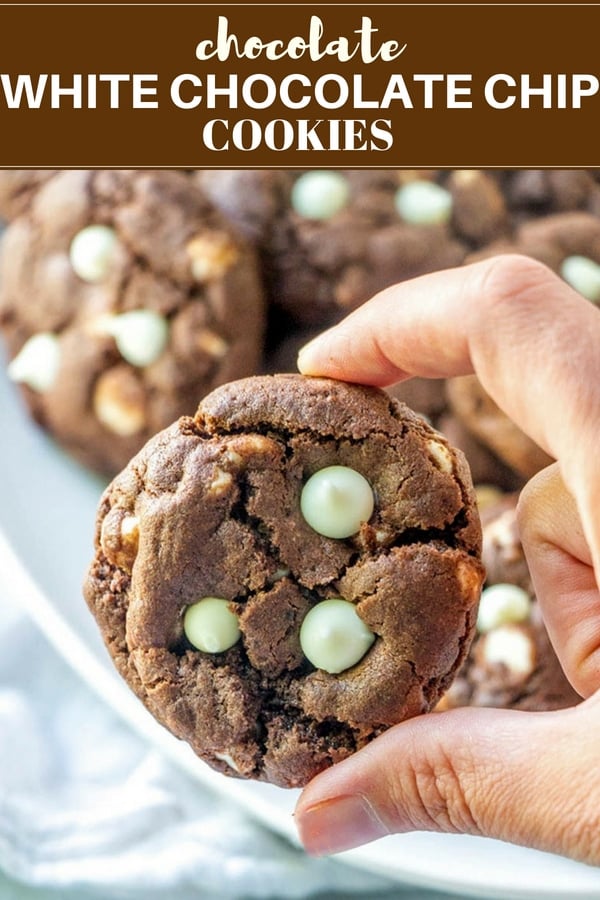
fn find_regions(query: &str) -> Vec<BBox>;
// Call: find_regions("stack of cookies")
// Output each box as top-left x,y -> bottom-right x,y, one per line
0,168 -> 589,784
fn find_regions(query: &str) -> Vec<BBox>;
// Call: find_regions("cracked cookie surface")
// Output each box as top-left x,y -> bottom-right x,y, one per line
84,374 -> 484,787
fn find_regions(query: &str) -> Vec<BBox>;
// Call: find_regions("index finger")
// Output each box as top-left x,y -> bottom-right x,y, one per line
297,254 -> 600,581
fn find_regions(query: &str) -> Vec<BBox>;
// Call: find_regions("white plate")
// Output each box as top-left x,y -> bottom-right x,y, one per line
2,364 -> 600,900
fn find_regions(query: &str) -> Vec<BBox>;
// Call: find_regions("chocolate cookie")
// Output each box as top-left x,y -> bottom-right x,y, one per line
498,170 -> 600,223
469,211 -> 600,304
84,374 -> 484,788
264,329 -> 450,428
480,492 -> 532,592
445,375 -> 553,480
263,330 -> 450,430
437,493 -> 580,712
197,169 -> 510,327
0,170 -> 265,475
0,170 -> 55,220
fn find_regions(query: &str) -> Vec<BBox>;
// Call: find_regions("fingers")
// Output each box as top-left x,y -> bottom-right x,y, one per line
298,254 -> 600,590
518,465 -> 600,697
295,701 -> 600,862
297,254 -> 598,468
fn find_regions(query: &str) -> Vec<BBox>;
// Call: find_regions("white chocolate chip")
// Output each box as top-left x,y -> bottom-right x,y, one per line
477,583 -> 532,634
121,514 -> 140,545
117,515 -> 140,568
7,332 -> 60,393
481,624 -> 535,677
560,255 -> 600,303
209,468 -> 234,495
69,224 -> 119,283
397,170 -> 436,186
268,567 -> 291,584
98,310 -> 169,368
456,559 -> 485,605
240,435 -> 273,454
300,598 -> 375,674
224,449 -> 243,467
300,466 -> 375,540
485,510 -> 517,551
93,369 -> 146,436
427,439 -> 454,474
100,511 -> 140,571
291,171 -> 350,220
196,328 -> 229,358
394,181 -> 453,226
187,232 -> 239,282
214,752 -> 240,773
451,169 -> 480,186
183,597 -> 241,654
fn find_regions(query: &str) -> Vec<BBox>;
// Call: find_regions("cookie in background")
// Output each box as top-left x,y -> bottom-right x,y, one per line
0,170 -> 265,475
436,492 -> 581,713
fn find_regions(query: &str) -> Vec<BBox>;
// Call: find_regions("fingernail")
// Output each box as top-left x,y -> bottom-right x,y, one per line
296,794 -> 389,856
296,337 -> 322,374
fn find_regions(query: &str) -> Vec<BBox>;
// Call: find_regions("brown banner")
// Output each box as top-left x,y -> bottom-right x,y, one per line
1,4 -> 599,166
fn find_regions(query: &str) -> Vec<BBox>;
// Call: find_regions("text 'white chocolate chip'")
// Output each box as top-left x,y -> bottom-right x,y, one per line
477,583 -> 532,634
183,597 -> 241,654
300,465 -> 375,539
69,225 -> 119,283
291,171 -> 350,220
482,624 -> 535,677
561,255 -> 600,303
7,333 -> 60,393
394,180 -> 453,226
100,310 -> 169,367
300,598 -> 375,674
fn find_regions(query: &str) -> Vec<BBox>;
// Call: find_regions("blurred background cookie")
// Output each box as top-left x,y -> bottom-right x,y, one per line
497,169 -> 600,223
445,374 -> 554,480
0,170 -> 265,475
437,412 -> 524,491
468,210 -> 600,303
437,492 -> 580,713
0,169 -> 56,220
197,169 -> 510,331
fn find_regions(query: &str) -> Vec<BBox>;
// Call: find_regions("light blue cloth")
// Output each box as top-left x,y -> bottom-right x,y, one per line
0,581 -> 458,900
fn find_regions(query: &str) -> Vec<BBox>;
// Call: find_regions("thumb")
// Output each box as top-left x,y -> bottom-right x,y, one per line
295,699 -> 600,862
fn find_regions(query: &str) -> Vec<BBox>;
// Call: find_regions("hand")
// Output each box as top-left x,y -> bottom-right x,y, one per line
294,254 -> 600,864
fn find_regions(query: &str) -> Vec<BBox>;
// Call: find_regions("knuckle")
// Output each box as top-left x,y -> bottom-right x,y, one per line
465,254 -> 564,376
516,463 -> 575,559
478,253 -> 557,313
389,743 -> 482,836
